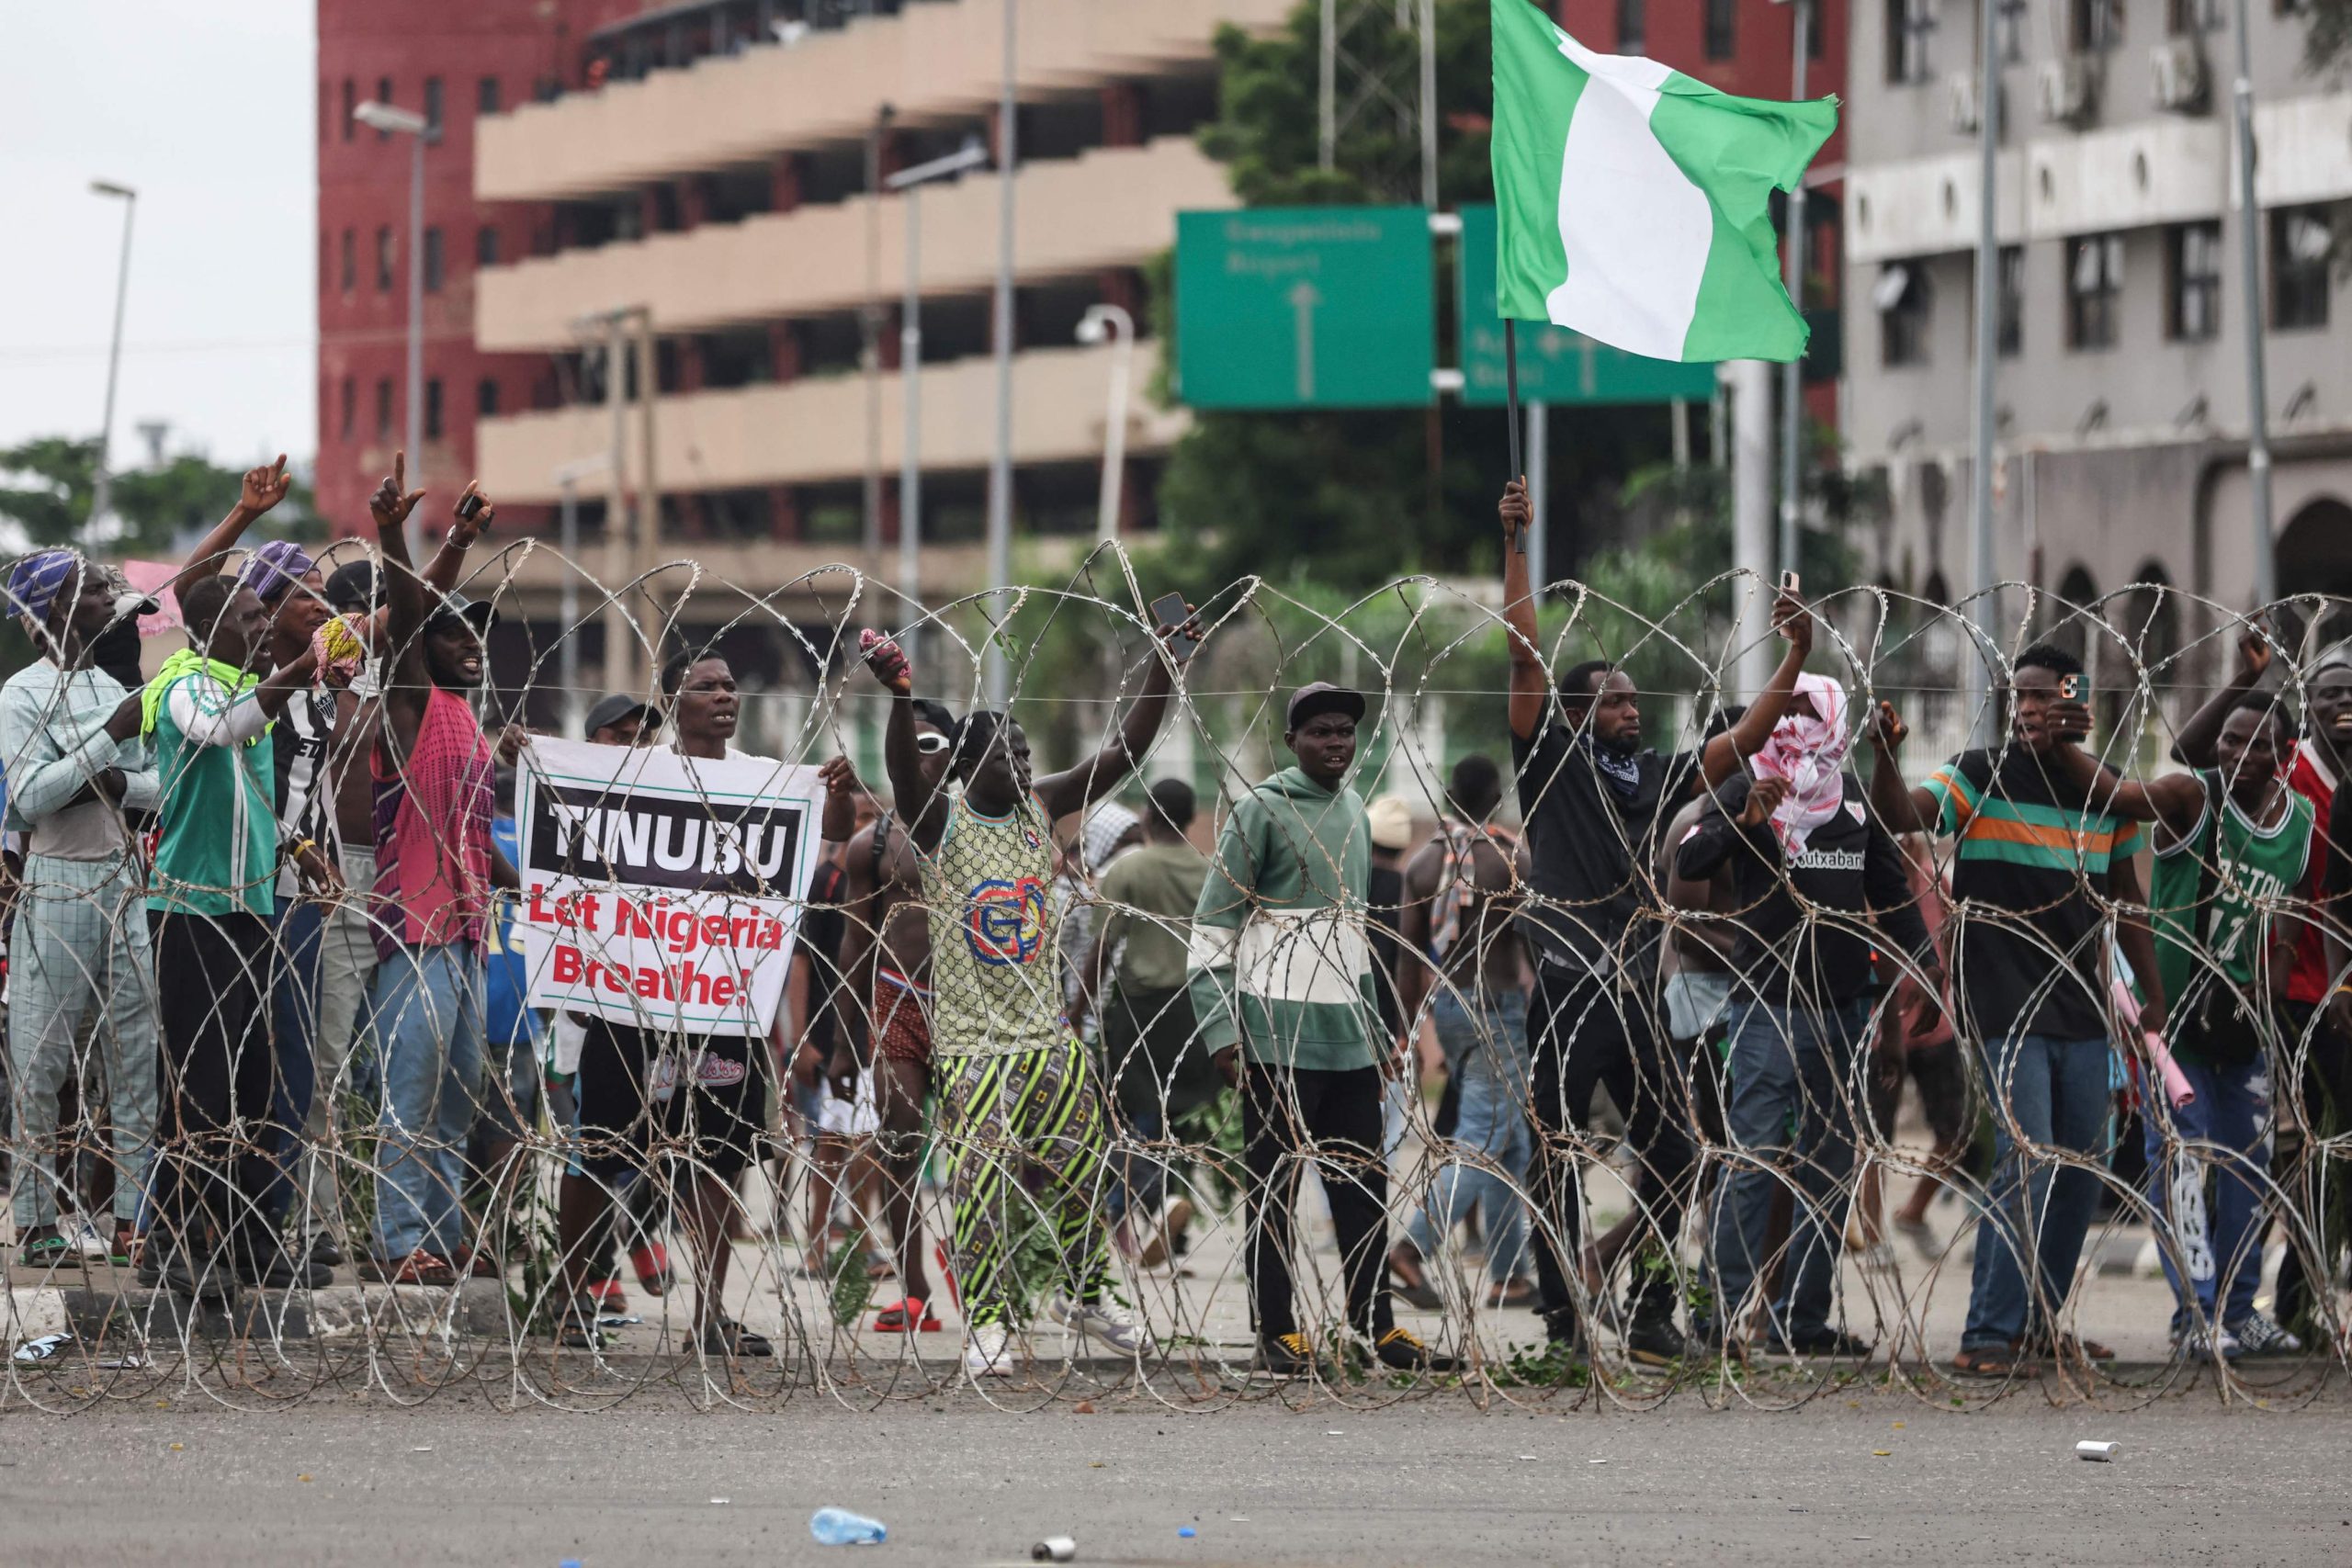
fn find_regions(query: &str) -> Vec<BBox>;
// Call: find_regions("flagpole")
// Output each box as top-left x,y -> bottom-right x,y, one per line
1505,320 -> 1525,553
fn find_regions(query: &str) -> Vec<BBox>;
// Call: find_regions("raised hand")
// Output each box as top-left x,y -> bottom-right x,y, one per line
1737,773 -> 1792,828
242,454 -> 293,515
857,627 -> 912,696
1771,581 -> 1815,659
1868,698 -> 1909,752
1498,477 -> 1530,545
1156,600 -> 1205,666
2233,617 -> 2273,684
369,450 -> 426,532
819,753 -> 861,799
449,480 -> 496,548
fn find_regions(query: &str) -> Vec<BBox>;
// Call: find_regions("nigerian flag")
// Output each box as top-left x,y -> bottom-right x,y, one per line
1489,0 -> 1837,363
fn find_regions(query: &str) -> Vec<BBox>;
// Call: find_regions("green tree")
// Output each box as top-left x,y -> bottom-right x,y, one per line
0,436 -> 100,547
0,436 -> 319,556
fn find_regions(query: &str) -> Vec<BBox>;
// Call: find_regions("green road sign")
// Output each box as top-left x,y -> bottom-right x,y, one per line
1174,206 -> 1434,410
1455,205 -> 1717,407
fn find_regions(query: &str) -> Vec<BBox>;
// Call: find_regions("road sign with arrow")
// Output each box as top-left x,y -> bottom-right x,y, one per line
1173,206 -> 1434,410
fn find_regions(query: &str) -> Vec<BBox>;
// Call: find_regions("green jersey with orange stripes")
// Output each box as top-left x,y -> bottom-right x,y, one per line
920,791 -> 1067,1058
1921,747 -> 2145,1042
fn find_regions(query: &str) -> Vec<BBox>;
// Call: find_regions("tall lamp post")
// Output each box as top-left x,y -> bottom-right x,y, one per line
87,180 -> 137,536
553,454 -> 611,738
353,99 -> 430,560
886,137 -> 992,660
1075,304 -> 1134,546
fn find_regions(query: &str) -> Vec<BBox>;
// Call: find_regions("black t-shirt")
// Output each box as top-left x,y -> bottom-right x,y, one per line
1923,746 -> 2144,1043
1674,773 -> 1930,1007
1511,721 -> 1701,976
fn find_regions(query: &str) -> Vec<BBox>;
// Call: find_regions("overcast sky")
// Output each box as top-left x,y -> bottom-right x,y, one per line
0,2 -> 315,474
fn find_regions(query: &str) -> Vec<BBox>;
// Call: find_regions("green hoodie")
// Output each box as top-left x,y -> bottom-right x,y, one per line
1186,767 -> 1381,1072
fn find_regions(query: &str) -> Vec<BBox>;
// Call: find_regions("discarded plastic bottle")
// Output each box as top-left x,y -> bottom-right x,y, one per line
810,1507 -> 888,1546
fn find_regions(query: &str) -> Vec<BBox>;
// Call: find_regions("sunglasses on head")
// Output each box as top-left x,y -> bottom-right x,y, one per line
915,732 -> 951,755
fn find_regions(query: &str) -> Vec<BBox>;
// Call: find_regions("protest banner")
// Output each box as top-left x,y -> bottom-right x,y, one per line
514,739 -> 823,1035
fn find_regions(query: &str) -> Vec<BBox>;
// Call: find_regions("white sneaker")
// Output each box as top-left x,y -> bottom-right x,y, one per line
69,1216 -> 109,1258
964,1321 -> 1018,1379
1046,1290 -> 1156,1355
2230,1312 -> 2304,1357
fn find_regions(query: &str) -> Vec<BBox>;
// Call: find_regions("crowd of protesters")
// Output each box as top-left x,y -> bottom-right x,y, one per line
1,458 -> 2348,1383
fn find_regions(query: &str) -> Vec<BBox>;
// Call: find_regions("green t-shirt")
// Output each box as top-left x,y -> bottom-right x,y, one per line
1099,840 -> 1209,994
146,668 -> 278,920
2149,772 -> 2313,1061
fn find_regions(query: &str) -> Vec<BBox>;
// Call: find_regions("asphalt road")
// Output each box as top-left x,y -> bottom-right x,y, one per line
4,1381 -> 2347,1567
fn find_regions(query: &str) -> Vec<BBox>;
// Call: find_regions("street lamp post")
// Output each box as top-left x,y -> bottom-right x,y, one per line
985,0 -> 1019,707
1075,304 -> 1134,546
887,138 -> 992,661
87,180 -> 137,536
554,454 -> 611,737
353,99 -> 431,560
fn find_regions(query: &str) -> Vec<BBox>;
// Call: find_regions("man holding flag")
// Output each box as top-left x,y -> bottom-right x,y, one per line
1487,0 -> 1837,1366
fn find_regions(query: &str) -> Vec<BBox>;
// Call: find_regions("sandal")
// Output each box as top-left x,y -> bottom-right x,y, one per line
1388,1247 -> 1441,1310
872,1298 -> 943,1334
555,1300 -> 605,1350
1487,1277 -> 1541,1309
2027,1332 -> 2115,1363
701,1315 -> 774,1358
1951,1345 -> 2040,1379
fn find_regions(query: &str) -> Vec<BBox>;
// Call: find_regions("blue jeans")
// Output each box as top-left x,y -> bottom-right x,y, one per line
1407,990 -> 1533,1286
368,941 -> 485,1262
1707,997 -> 1870,1342
2143,1053 -> 2272,1333
263,895 -> 322,1227
1962,1032 -> 2116,1352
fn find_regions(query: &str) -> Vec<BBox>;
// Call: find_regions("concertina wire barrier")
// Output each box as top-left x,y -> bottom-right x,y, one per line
4,526 -> 2351,1416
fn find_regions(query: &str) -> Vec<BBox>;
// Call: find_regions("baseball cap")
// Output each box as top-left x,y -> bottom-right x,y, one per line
426,591 -> 498,634
324,559 -> 379,614
584,694 -> 662,738
1285,682 -> 1365,732
100,564 -> 160,619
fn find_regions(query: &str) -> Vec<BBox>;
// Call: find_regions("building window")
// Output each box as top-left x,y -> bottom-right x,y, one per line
425,378 -> 445,440
375,226 -> 395,291
424,76 -> 444,139
475,225 -> 501,267
2071,0 -> 2122,51
477,378 -> 502,418
1878,262 -> 1932,367
1617,0 -> 1645,53
1704,0 -> 1736,59
341,78 -> 354,141
339,378 -> 355,438
375,378 -> 394,439
424,227 -> 445,292
2167,0 -> 2222,29
478,75 -> 502,116
1996,0 -> 2029,61
1886,0 -> 1933,84
338,228 -> 355,292
2066,232 -> 2124,349
2272,206 -> 2333,330
1996,244 -> 2024,355
374,76 -> 393,137
2166,221 -> 2222,341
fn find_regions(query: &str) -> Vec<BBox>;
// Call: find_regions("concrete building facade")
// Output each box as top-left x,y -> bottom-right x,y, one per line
466,0 -> 1294,650
316,0 -> 641,536
1841,0 -> 2352,659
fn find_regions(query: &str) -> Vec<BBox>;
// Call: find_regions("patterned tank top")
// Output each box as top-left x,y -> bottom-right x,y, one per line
921,792 -> 1065,1058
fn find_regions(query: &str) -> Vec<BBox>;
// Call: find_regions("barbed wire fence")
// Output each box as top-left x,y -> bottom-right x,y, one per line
3,536 -> 2349,1415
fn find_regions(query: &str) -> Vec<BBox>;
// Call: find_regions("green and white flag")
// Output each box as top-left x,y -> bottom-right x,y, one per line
1489,0 -> 1837,363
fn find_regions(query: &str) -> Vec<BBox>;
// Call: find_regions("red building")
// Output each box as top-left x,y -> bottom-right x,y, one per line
316,0 -> 639,536
1553,0 -> 1846,413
